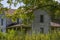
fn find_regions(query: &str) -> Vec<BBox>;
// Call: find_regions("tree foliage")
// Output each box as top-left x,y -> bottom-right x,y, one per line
6,0 -> 60,20
0,0 -> 60,22
12,8 -> 34,25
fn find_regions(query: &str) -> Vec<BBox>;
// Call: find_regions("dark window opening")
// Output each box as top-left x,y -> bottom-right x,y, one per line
40,15 -> 44,23
17,18 -> 19,24
40,27 -> 44,33
1,19 -> 3,25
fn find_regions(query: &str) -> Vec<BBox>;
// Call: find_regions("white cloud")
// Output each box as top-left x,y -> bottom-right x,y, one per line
55,0 -> 60,3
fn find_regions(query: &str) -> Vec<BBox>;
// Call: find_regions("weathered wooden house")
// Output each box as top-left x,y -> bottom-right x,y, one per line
0,9 -> 52,34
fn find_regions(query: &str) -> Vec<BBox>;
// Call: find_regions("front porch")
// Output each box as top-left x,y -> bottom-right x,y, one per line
6,24 -> 32,33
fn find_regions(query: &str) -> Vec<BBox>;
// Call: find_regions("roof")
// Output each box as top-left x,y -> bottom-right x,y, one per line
5,9 -> 16,15
51,22 -> 60,27
7,24 -> 31,28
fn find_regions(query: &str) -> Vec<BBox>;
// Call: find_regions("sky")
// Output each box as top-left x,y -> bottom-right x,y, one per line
1,0 -> 24,9
55,0 -> 60,2
1,0 -> 60,9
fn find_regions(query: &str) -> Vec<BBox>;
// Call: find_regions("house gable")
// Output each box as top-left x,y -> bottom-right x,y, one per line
31,9 -> 51,34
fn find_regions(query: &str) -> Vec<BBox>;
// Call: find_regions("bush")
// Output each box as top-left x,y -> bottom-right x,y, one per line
0,30 -> 60,40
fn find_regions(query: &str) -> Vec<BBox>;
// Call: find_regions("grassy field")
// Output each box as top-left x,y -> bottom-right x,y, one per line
0,30 -> 60,40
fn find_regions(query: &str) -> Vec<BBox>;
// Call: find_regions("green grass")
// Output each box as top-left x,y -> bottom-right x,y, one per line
0,30 -> 60,40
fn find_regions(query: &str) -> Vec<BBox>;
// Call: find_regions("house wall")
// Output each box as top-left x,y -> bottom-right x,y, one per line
0,14 -> 6,32
18,19 -> 22,24
6,18 -> 13,26
31,9 -> 51,34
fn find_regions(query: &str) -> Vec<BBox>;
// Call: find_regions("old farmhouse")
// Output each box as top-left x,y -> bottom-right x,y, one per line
0,9 -> 59,34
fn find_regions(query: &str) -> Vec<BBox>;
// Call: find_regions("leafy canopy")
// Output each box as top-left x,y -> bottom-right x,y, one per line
0,0 -> 60,22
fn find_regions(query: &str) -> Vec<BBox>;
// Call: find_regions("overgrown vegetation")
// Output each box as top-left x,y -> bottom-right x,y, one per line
0,30 -> 60,40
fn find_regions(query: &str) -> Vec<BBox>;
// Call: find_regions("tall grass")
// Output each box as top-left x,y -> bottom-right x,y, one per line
0,30 -> 60,40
